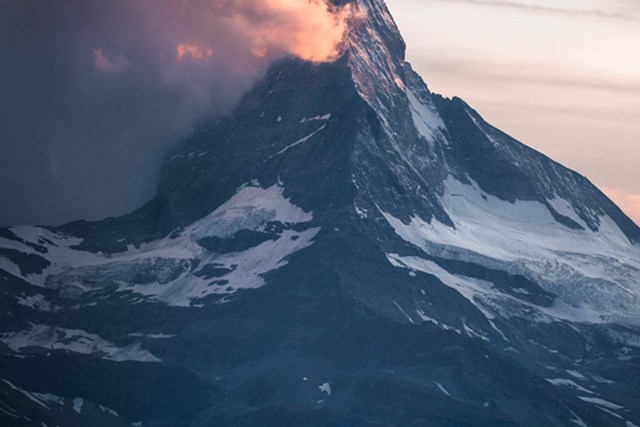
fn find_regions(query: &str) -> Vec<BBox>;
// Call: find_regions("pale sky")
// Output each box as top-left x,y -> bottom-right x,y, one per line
386,0 -> 640,225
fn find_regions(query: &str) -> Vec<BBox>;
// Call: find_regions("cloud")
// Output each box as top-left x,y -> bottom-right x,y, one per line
432,0 -> 639,21
419,56 -> 640,96
93,48 -> 133,74
600,187 -> 640,226
0,0 -> 352,226
176,44 -> 214,60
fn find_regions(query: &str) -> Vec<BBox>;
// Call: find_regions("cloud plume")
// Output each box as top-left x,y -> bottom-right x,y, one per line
0,0 -> 352,226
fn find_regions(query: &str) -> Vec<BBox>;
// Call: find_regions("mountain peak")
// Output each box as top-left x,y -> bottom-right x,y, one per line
345,0 -> 407,96
348,0 -> 406,56
2,2 -> 640,426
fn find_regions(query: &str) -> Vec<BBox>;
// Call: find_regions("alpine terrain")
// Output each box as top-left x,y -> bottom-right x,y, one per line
1,0 -> 639,426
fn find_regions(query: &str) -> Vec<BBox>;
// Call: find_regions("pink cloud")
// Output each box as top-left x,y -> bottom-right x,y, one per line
169,0 -> 355,64
241,0 -> 354,62
176,44 -> 213,60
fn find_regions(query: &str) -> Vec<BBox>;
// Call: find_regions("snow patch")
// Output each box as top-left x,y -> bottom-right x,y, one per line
8,184 -> 319,307
73,398 -> 84,414
300,113 -> 331,123
271,125 -> 326,158
547,196 -> 588,229
381,176 -> 640,326
32,393 -> 64,406
355,205 -> 368,219
383,177 -> 634,263
463,323 -> 489,341
0,409 -> 19,419
392,300 -> 415,324
127,227 -> 320,306
578,396 -> 624,411
570,411 -> 589,427
99,404 -> 119,416
319,383 -> 332,396
16,294 -> 50,311
596,407 -> 624,419
184,184 -> 312,240
416,309 -> 438,325
0,324 -> 160,362
0,382 -> 65,414
546,378 -> 593,394
127,333 -> 176,339
387,253 -> 507,340
567,370 -> 587,380
406,88 -> 445,143
434,382 -> 450,396
466,109 -> 499,146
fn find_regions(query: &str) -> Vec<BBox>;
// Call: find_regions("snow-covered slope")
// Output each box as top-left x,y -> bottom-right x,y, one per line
383,176 -> 640,326
1,183 -> 318,308
1,0 -> 639,426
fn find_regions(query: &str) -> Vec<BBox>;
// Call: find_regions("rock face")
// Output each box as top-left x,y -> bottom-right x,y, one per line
1,0 -> 639,426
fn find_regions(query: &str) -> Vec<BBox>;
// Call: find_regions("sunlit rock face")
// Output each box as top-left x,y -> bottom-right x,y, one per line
1,1 -> 639,426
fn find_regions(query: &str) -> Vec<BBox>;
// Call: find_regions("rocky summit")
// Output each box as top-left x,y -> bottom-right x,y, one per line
1,0 -> 639,426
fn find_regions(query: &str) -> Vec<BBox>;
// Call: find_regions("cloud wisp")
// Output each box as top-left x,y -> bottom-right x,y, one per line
0,0 -> 352,227
432,0 -> 639,21
419,56 -> 640,96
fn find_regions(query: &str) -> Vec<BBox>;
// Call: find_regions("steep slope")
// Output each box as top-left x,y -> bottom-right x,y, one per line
1,0 -> 639,426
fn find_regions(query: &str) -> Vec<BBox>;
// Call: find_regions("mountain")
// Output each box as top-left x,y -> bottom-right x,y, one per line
1,0 -> 639,426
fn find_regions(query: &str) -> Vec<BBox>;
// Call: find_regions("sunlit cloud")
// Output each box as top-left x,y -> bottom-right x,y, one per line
267,0 -> 353,62
206,0 -> 354,63
176,44 -> 213,60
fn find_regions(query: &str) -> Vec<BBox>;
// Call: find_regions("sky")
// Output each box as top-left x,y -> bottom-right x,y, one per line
386,0 -> 640,224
